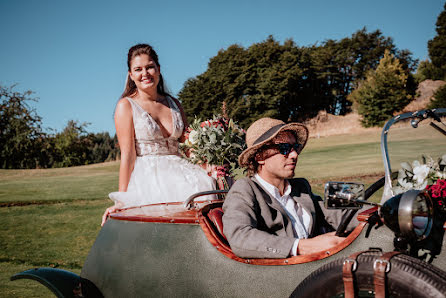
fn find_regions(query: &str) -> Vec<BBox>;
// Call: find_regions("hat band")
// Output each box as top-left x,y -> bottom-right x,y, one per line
253,124 -> 285,146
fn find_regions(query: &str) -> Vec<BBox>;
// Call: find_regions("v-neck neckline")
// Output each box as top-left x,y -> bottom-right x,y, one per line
128,96 -> 175,139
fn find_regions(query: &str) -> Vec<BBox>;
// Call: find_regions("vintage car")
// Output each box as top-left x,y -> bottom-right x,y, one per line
11,109 -> 446,297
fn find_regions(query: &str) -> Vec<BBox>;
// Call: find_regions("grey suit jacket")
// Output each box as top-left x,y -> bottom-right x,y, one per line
222,177 -> 359,258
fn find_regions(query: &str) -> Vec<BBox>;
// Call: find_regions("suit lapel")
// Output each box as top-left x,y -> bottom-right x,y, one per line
251,177 -> 294,235
251,177 -> 286,213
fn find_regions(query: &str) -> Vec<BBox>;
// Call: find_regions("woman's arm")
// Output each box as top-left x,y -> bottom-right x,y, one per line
101,98 -> 135,226
115,98 -> 136,192
171,97 -> 189,143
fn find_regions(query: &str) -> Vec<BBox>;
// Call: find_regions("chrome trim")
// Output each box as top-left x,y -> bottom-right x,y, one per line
380,108 -> 446,203
184,190 -> 228,210
373,259 -> 391,273
398,190 -> 419,237
343,259 -> 358,272
398,190 -> 433,240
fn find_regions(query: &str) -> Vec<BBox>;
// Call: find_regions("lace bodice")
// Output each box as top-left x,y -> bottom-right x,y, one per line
126,97 -> 184,156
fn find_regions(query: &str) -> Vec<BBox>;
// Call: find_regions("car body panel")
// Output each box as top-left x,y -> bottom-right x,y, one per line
80,204 -> 406,298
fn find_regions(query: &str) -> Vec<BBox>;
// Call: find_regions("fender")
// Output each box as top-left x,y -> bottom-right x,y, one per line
10,267 -> 103,298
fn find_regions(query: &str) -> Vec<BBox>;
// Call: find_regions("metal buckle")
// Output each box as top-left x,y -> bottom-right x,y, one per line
343,258 -> 358,272
373,259 -> 391,273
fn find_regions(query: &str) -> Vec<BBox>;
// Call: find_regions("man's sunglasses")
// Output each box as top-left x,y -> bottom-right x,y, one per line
268,143 -> 302,155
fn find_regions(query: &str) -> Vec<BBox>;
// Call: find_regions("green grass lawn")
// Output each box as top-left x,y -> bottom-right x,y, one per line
0,162 -> 119,204
1,124 -> 444,297
0,163 -> 117,297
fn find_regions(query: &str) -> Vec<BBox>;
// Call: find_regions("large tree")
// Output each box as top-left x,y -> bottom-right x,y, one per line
428,84 -> 446,109
0,85 -> 45,168
421,3 -> 446,80
313,28 -> 417,115
349,50 -> 413,127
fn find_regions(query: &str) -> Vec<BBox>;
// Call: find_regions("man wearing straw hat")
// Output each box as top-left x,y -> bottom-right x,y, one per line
222,117 -> 357,258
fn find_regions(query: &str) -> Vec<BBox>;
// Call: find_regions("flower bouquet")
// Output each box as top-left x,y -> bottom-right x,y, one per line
180,115 -> 246,190
393,154 -> 446,212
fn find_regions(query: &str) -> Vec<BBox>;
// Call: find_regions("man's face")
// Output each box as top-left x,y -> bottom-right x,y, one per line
257,131 -> 298,180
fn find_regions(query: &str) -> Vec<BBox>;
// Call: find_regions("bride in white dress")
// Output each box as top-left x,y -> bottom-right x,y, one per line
102,44 -> 215,225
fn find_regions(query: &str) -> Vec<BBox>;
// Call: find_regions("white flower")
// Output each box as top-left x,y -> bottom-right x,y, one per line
418,179 -> 428,190
189,130 -> 199,145
400,162 -> 412,172
393,155 -> 446,194
412,160 -> 421,168
413,165 -> 430,184
397,176 -> 413,190
209,132 -> 217,144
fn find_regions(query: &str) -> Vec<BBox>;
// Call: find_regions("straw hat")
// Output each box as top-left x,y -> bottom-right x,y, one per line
238,117 -> 309,167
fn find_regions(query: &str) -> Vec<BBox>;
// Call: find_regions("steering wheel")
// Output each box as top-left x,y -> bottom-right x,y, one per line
334,174 -> 394,237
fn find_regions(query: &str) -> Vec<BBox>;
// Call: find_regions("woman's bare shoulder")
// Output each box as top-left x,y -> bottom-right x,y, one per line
116,97 -> 132,107
115,98 -> 133,119
116,98 -> 132,111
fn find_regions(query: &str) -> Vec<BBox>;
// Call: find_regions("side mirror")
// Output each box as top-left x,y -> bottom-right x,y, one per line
324,182 -> 364,209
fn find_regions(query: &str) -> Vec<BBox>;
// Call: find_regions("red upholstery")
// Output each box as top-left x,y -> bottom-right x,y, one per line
207,207 -> 227,241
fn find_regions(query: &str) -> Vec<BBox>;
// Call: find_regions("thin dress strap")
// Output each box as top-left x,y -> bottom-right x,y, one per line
166,96 -> 184,138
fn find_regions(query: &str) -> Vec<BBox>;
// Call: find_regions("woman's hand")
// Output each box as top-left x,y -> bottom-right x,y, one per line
101,203 -> 123,227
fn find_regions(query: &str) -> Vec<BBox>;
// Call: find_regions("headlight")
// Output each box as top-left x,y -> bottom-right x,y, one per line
380,190 -> 434,241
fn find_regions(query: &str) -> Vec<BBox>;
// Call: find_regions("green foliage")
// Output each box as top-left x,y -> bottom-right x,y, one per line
0,84 -> 120,169
48,121 -> 120,168
416,60 -> 444,82
179,29 -> 416,128
314,28 -> 417,115
88,132 -> 119,163
180,116 -> 246,166
349,50 -> 413,127
426,3 -> 446,80
0,85 -> 45,169
51,120 -> 91,167
429,84 -> 446,109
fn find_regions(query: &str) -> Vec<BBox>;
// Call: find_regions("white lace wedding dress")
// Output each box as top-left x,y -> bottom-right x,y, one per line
108,97 -> 215,208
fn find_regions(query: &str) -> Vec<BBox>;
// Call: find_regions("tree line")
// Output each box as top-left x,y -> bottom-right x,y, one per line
0,85 -> 119,169
178,28 -> 418,128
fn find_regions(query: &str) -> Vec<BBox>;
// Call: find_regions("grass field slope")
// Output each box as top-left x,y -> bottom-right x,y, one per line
1,122 -> 444,297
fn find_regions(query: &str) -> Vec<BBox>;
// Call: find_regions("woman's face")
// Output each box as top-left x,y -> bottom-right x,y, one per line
129,54 -> 160,93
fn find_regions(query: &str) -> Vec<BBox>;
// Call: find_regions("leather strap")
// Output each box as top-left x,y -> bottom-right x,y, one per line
373,251 -> 402,298
343,250 -> 377,298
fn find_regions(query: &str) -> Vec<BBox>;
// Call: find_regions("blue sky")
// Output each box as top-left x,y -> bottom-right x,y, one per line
1,0 -> 444,134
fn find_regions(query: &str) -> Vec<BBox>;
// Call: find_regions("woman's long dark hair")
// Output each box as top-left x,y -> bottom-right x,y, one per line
121,44 -> 170,99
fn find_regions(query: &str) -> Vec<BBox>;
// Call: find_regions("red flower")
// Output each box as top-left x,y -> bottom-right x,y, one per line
426,179 -> 446,199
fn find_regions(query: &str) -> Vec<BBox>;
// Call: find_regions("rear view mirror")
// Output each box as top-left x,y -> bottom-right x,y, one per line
324,182 -> 364,209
